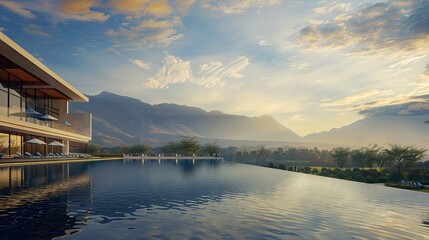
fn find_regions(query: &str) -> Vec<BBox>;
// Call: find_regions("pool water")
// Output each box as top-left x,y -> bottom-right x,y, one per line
0,159 -> 428,239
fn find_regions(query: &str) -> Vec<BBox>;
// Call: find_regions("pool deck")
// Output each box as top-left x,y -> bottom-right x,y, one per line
0,157 -> 123,167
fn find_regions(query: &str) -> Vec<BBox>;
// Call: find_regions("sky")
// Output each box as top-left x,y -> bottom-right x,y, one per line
0,0 -> 428,136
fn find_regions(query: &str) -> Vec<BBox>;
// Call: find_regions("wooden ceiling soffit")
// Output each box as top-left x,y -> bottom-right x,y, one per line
5,68 -> 45,84
38,88 -> 70,99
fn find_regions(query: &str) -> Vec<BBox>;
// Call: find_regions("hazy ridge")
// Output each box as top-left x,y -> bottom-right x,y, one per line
70,91 -> 429,149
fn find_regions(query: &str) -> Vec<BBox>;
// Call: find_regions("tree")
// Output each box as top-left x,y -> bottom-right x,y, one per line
384,145 -> 426,180
331,147 -> 350,168
178,136 -> 200,154
127,144 -> 150,154
204,143 -> 220,156
363,144 -> 381,169
350,148 -> 366,168
85,144 -> 100,155
375,150 -> 389,171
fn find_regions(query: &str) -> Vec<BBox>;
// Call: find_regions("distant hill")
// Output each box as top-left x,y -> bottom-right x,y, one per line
303,115 -> 429,150
70,91 -> 301,146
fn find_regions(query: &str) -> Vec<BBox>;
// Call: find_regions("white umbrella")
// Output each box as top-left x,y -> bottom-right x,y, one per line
11,108 -> 42,118
25,138 -> 46,144
58,120 -> 72,126
38,114 -> 58,121
48,141 -> 64,153
48,141 -> 65,146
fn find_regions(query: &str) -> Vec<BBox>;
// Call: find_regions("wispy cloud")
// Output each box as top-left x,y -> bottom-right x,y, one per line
22,24 -> 52,38
145,54 -> 192,89
359,94 -> 429,117
197,56 -> 250,87
298,0 -> 429,57
129,59 -> 152,70
289,114 -> 306,121
322,90 -> 393,107
0,1 -> 36,19
418,64 -> 429,82
200,0 -> 280,14
57,0 -> 109,21
143,54 -> 250,89
258,40 -> 268,46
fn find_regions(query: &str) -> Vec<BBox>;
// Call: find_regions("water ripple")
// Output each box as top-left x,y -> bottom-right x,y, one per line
0,161 -> 428,240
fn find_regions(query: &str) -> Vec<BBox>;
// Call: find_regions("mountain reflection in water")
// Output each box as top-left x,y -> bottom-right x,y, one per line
0,159 -> 428,240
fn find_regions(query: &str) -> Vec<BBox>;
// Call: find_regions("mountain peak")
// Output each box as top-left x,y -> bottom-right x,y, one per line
258,114 -> 275,119
209,110 -> 224,115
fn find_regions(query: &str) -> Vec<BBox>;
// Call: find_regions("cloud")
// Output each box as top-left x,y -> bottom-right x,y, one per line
174,0 -> 196,13
22,24 -> 52,38
359,94 -> 429,117
144,0 -> 173,17
289,114 -> 306,121
200,0 -> 280,14
196,56 -> 250,87
145,54 -> 192,88
144,54 -> 250,89
57,0 -> 109,21
143,79 -> 167,89
322,90 -> 393,107
129,59 -> 152,70
107,0 -> 151,14
0,0 -> 108,22
418,64 -> 429,82
298,0 -> 429,56
0,1 -> 36,19
258,40 -> 268,46
105,15 -> 183,48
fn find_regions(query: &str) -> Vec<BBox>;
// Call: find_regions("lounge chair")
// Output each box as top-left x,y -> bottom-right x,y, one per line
24,152 -> 32,158
15,152 -> 23,158
0,153 -> 3,159
35,152 -> 43,158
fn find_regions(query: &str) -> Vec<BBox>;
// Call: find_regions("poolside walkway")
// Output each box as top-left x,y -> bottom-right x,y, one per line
0,157 -> 123,167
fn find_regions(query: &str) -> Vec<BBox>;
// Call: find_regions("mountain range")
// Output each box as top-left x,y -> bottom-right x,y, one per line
70,91 -> 429,149
70,91 -> 300,146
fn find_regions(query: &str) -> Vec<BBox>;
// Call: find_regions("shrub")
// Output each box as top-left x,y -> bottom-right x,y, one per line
311,168 -> 319,174
318,171 -> 330,177
353,174 -> 366,183
303,166 -> 311,173
335,171 -> 347,179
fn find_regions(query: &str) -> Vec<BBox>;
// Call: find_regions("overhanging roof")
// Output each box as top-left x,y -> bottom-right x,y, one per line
0,32 -> 88,102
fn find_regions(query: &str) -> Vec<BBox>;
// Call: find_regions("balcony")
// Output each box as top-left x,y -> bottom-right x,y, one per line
0,110 -> 92,141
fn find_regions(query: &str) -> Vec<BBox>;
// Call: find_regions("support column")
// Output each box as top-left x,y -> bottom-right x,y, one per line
64,140 -> 69,154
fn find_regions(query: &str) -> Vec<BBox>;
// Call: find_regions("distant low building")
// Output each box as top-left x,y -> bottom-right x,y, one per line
0,32 -> 91,157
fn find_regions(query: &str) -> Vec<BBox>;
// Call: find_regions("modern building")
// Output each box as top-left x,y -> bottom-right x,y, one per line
0,32 -> 91,157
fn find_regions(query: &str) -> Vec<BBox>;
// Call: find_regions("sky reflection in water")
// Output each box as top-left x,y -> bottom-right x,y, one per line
0,160 -> 428,240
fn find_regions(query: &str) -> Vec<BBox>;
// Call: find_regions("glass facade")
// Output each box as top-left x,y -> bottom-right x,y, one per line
0,131 -> 77,157
0,132 -> 23,157
0,69 -> 91,138
0,38 -> 91,159
0,69 -> 60,120
0,132 -> 8,156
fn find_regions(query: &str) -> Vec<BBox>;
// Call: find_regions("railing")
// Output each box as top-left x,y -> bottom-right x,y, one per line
56,112 -> 92,138
4,111 -> 91,139
123,153 -> 223,160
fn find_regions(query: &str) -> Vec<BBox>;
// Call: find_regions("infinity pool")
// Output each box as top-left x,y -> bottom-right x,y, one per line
0,159 -> 428,239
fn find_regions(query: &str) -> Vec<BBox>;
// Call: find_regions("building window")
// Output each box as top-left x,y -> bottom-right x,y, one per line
0,132 -> 8,156
10,133 -> 22,156
0,87 -> 7,117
